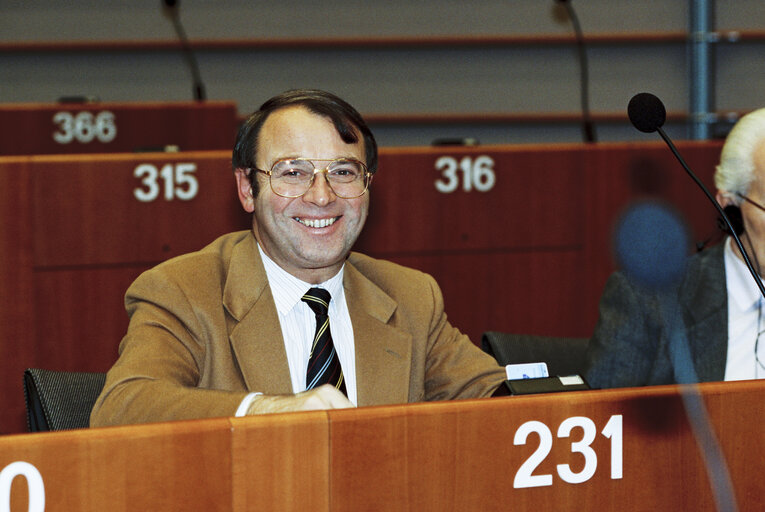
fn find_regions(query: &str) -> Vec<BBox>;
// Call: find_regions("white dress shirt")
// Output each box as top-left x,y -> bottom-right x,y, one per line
723,237 -> 765,380
236,243 -> 358,415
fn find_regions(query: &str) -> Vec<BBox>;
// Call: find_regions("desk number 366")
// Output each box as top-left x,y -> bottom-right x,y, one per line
513,415 -> 623,488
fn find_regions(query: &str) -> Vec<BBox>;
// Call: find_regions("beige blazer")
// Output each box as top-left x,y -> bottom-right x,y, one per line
91,231 -> 506,427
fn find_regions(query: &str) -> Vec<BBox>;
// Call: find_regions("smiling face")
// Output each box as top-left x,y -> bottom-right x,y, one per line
235,105 -> 369,283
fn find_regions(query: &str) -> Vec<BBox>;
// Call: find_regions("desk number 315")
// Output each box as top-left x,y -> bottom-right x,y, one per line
514,415 -> 623,488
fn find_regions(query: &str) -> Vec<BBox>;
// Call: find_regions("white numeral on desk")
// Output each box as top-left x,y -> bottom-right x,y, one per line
513,421 -> 554,488
601,414 -> 623,479
556,416 -> 598,484
513,414 -> 623,488
134,163 -> 199,202
52,111 -> 117,144
0,461 -> 45,512
434,155 -> 495,193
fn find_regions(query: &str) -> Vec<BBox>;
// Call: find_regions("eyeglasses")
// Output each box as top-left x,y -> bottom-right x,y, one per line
250,158 -> 372,199
737,193 -> 765,213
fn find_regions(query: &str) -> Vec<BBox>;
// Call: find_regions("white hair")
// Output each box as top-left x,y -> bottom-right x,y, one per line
714,107 -> 765,203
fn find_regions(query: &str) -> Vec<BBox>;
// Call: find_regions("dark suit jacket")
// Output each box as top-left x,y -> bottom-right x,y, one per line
91,231 -> 506,426
584,243 -> 728,389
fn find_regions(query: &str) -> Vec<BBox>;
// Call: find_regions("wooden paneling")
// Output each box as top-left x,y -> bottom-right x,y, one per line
0,158 -> 36,437
0,101 -> 238,156
31,268 -> 141,369
2,418 -> 233,511
230,412 -> 330,511
389,250 -> 585,342
0,152 -> 251,435
4,381 -> 762,510
327,381 -> 764,511
31,152 -> 245,266
359,146 -> 583,254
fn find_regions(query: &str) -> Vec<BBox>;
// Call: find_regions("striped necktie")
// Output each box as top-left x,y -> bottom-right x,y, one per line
302,288 -> 347,396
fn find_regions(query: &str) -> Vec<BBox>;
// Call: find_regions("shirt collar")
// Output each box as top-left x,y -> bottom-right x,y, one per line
257,242 -> 345,314
724,236 -> 763,312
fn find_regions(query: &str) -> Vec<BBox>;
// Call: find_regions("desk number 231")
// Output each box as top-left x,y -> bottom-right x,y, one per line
514,415 -> 623,488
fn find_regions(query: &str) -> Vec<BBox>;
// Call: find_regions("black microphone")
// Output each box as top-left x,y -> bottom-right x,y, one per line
162,0 -> 206,101
628,92 -> 765,300
555,0 -> 596,143
627,92 -> 666,133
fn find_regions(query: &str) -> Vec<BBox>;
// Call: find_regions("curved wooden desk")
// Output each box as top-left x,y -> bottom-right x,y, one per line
1,380 -> 762,511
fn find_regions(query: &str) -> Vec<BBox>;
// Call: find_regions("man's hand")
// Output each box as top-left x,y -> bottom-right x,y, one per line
246,384 -> 354,415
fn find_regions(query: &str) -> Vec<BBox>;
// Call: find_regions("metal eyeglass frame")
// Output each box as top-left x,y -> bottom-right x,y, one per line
249,158 -> 373,199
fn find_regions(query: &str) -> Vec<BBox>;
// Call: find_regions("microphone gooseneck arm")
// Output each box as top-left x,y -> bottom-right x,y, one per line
559,0 -> 595,143
628,92 -> 765,301
165,3 -> 206,101
655,125 -> 765,301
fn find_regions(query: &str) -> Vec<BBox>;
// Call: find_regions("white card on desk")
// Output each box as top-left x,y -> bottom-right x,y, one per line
505,362 -> 549,380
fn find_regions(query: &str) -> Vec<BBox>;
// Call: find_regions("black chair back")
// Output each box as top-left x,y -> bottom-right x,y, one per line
23,368 -> 106,432
481,332 -> 589,377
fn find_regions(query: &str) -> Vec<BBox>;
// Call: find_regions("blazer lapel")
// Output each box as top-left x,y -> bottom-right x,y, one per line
223,235 -> 293,394
682,244 -> 728,382
220,238 -> 413,402
344,261 -> 412,406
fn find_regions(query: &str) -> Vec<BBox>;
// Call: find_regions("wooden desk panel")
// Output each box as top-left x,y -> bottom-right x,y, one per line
230,412 -> 330,511
358,146 -> 583,254
31,267 -> 141,369
327,380 -> 764,511
583,140 -> 723,267
1,381 -> 761,510
0,101 -> 238,155
0,152 -> 250,435
1,418 -> 233,511
391,249 -> 585,339
31,151 -> 249,267
0,158 -> 36,437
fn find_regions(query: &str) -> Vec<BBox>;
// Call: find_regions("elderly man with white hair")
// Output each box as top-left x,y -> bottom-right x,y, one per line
585,108 -> 765,389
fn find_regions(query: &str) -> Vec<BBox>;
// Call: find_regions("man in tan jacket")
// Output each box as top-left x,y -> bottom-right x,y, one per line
91,89 -> 507,427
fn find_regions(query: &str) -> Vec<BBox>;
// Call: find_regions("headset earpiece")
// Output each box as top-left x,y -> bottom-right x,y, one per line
719,205 -> 744,236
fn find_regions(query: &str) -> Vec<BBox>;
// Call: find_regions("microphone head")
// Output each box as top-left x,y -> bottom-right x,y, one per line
614,201 -> 690,290
628,93 -> 666,133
